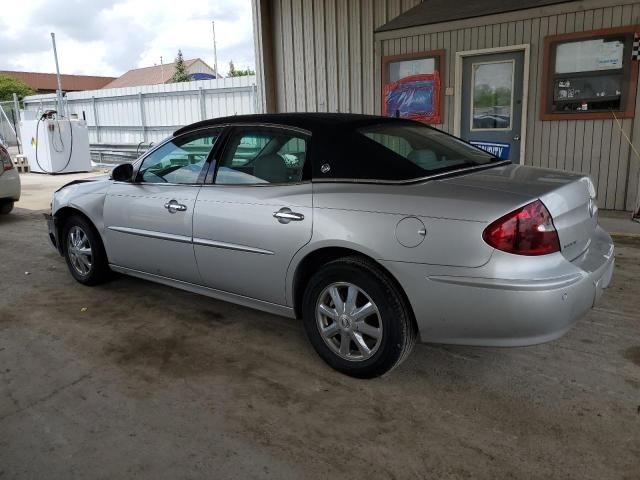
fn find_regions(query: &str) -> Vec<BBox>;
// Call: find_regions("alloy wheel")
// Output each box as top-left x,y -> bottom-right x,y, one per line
67,226 -> 93,276
315,282 -> 383,362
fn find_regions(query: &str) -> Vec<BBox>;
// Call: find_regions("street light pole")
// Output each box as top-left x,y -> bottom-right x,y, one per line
212,20 -> 218,78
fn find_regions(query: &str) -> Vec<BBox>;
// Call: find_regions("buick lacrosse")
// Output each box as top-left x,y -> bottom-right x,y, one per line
47,113 -> 615,378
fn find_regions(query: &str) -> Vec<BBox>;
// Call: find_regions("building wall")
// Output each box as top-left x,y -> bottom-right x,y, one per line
187,60 -> 217,76
377,0 -> 640,211
265,0 -> 422,114
257,0 -> 640,210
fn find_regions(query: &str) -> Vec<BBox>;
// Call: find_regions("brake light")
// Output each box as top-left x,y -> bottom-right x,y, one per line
482,200 -> 560,256
1,152 -> 13,172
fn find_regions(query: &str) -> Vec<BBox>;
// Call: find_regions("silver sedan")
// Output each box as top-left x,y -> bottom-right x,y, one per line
46,114 -> 615,378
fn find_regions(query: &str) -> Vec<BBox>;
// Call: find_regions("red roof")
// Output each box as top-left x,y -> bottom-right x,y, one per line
0,70 -> 116,92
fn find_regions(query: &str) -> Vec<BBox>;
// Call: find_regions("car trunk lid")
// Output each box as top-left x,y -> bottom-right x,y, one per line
441,164 -> 598,260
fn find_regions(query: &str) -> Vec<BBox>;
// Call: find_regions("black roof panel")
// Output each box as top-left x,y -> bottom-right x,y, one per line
174,112 -> 403,136
376,0 -> 576,33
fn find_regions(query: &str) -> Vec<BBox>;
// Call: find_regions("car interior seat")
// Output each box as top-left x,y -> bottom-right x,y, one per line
253,153 -> 288,183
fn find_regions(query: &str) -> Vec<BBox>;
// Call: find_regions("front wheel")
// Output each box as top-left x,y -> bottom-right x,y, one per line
62,215 -> 111,285
302,257 -> 416,378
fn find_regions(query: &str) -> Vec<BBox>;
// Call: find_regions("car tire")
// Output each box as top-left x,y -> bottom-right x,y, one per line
62,215 -> 111,286
302,256 -> 416,378
0,200 -> 14,214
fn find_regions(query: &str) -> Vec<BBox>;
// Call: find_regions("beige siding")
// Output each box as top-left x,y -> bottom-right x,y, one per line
269,0 -> 421,114
264,0 -> 640,210
377,1 -> 640,211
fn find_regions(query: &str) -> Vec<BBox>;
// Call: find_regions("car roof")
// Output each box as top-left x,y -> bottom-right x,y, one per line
173,112 -> 413,136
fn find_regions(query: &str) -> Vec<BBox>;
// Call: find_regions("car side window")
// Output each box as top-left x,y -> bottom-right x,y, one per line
137,131 -> 219,184
215,129 -> 308,185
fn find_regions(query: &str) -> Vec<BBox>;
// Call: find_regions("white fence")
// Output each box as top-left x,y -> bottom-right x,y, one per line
22,76 -> 258,161
0,101 -> 19,147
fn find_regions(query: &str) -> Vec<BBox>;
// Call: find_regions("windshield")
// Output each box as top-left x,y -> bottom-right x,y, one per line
358,123 -> 499,177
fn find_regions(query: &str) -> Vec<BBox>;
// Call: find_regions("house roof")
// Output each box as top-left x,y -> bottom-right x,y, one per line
376,0 -> 576,33
0,70 -> 115,92
103,59 -> 213,89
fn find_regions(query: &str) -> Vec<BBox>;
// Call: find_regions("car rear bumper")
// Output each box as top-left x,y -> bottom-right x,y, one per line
383,226 -> 615,346
0,169 -> 21,201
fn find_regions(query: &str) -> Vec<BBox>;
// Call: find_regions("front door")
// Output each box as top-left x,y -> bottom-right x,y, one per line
193,126 -> 312,306
103,129 -> 220,283
461,51 -> 524,163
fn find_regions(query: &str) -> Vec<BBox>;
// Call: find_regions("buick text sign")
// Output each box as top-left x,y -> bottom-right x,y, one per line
470,141 -> 511,161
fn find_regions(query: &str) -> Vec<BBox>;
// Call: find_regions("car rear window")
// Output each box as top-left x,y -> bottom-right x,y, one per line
357,123 -> 498,179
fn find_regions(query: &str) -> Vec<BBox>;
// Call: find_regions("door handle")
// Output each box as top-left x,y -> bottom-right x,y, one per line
273,207 -> 304,223
164,199 -> 187,213
513,135 -> 520,141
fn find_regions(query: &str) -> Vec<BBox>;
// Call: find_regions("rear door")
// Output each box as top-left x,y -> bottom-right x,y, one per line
461,51 -> 524,163
193,126 -> 312,305
103,129 -> 220,283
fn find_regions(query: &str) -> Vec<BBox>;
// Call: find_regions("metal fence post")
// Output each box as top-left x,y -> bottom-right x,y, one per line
252,84 -> 258,113
138,92 -> 148,143
12,93 -> 21,151
199,87 -> 206,120
92,96 -> 101,143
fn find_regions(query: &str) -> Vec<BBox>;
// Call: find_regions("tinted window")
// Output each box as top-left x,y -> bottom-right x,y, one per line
216,129 -> 308,185
357,123 -> 497,179
138,131 -> 219,184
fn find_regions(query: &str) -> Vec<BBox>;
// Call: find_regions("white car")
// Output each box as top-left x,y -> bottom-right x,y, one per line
0,145 -> 21,214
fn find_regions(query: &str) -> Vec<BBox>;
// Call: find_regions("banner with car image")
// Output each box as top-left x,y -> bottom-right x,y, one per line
383,73 -> 441,125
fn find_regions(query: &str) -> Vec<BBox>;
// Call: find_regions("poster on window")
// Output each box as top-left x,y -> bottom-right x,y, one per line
383,73 -> 441,124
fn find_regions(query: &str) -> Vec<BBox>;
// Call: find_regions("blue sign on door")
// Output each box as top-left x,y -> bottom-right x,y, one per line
470,141 -> 511,160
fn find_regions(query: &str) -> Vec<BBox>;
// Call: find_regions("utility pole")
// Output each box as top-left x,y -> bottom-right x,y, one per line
212,20 -> 218,78
50,32 -> 64,117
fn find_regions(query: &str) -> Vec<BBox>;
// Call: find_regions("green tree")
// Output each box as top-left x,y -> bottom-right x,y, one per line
473,85 -> 512,109
227,60 -> 255,77
170,50 -> 191,83
0,74 -> 35,101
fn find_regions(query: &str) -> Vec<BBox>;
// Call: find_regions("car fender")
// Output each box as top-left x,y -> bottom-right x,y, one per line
52,180 -> 110,235
285,237 -> 384,307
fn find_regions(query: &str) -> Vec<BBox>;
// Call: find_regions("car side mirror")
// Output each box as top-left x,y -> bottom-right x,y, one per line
111,163 -> 134,182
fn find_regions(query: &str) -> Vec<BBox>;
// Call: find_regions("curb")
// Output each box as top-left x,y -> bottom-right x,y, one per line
610,232 -> 640,239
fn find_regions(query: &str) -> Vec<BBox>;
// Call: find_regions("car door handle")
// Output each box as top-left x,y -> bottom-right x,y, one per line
164,200 -> 187,213
273,207 -> 304,223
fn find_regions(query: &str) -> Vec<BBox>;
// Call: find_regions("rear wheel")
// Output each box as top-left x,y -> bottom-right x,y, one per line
62,215 -> 110,285
302,256 -> 416,378
0,200 -> 14,214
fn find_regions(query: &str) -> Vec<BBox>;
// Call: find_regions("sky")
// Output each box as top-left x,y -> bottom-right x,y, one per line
0,0 -> 255,78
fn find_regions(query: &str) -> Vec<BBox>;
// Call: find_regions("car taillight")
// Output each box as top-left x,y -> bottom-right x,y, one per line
482,200 -> 560,256
1,155 -> 13,172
